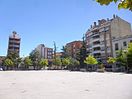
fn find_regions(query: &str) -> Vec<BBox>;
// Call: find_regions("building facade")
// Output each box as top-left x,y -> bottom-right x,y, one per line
56,52 -> 63,58
35,44 -> 53,60
65,41 -> 82,58
85,15 -> 132,63
112,35 -> 132,57
7,31 -> 21,56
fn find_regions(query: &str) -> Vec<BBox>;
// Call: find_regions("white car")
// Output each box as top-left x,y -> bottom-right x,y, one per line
0,67 -> 3,71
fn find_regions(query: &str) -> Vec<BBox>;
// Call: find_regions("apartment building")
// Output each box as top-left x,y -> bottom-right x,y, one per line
65,41 -> 82,58
35,44 -> 53,60
56,52 -> 63,58
7,31 -> 21,56
85,15 -> 132,63
112,35 -> 132,57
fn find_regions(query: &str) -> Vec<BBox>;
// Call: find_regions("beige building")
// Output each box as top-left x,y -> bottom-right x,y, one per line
112,35 -> 132,57
85,15 -> 132,63
35,44 -> 53,60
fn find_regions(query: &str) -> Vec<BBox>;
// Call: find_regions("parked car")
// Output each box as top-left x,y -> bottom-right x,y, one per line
0,67 -> 3,71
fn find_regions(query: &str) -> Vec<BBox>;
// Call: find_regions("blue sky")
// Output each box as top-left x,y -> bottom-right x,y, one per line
0,0 -> 132,57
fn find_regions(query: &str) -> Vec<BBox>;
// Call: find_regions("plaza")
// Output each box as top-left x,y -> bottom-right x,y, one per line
0,71 -> 132,99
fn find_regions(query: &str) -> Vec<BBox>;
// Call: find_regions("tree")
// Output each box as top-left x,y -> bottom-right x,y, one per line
39,59 -> 48,69
84,55 -> 98,65
61,46 -> 69,58
7,52 -> 19,61
84,55 -> 98,71
16,57 -> 22,69
29,50 -> 40,70
77,35 -> 88,68
3,58 -> 14,70
52,58 -> 62,69
69,57 -> 80,70
127,43 -> 132,71
53,41 -> 57,60
62,58 -> 70,68
23,57 -> 32,69
116,49 -> 127,67
96,0 -> 132,11
107,57 -> 116,71
7,51 -> 20,69
107,57 -> 116,64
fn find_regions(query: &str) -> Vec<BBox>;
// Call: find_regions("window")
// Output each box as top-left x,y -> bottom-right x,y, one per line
115,43 -> 119,50
123,41 -> 127,46
101,47 -> 105,51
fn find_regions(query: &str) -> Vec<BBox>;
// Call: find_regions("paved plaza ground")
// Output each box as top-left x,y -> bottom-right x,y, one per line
0,70 -> 132,99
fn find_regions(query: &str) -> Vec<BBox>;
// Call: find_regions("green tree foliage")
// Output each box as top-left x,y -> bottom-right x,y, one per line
68,57 -> 80,70
24,57 -> 32,69
61,46 -> 69,58
62,58 -> 70,66
53,58 -> 62,66
73,59 -> 80,66
53,41 -> 57,59
84,55 -> 98,65
69,57 -> 80,66
39,59 -> 48,69
29,50 -> 40,69
7,52 -> 20,69
116,50 -> 127,67
127,43 -> 132,70
96,0 -> 132,11
17,57 -> 22,65
107,57 -> 116,64
77,35 -> 87,68
7,52 -> 19,61
3,58 -> 14,69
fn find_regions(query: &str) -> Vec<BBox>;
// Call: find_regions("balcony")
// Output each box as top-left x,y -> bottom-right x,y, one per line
92,33 -> 99,37
92,38 -> 100,42
91,27 -> 99,31
92,50 -> 101,54
92,41 -> 100,47
9,45 -> 20,48
92,44 -> 100,48
92,35 -> 100,39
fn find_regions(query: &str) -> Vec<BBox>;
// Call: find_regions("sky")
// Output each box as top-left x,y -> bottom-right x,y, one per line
0,0 -> 132,57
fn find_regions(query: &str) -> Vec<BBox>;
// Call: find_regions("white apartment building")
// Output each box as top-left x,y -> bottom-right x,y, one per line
35,44 -> 53,60
112,35 -> 132,57
85,15 -> 132,63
